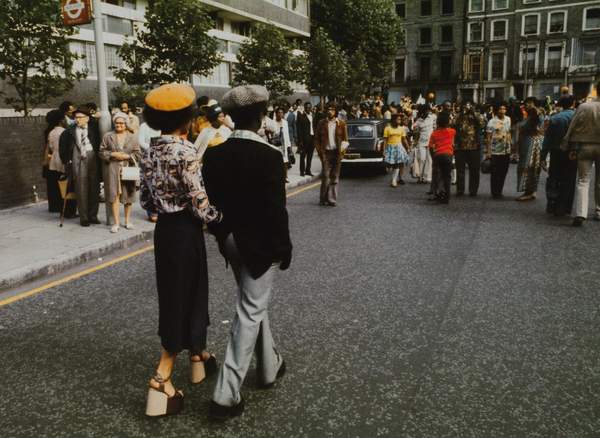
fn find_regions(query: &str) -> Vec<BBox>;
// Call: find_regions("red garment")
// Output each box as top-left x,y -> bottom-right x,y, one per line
429,128 -> 456,156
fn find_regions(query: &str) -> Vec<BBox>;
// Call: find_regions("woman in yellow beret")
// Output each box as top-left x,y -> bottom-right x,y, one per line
140,83 -> 224,417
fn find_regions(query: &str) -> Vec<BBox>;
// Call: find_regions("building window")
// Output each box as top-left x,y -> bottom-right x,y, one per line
231,21 -> 252,36
468,0 -> 484,13
522,14 -> 540,36
395,58 -> 405,82
395,2 -> 406,18
491,20 -> 508,40
523,0 -> 541,3
583,7 -> 600,31
521,47 -> 537,75
441,25 -> 453,44
420,27 -> 432,45
468,53 -> 482,81
548,11 -> 566,34
440,54 -> 453,78
105,15 -> 134,35
492,0 -> 508,10
420,57 -> 431,80
581,42 -> 599,65
546,46 -> 563,73
72,42 -> 123,78
421,0 -> 432,16
441,0 -> 454,15
490,52 -> 505,80
468,22 -> 483,42
200,62 -> 231,86
103,0 -> 136,9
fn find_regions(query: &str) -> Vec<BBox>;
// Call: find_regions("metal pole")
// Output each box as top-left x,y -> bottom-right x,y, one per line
92,0 -> 110,136
564,55 -> 570,89
524,37 -> 528,98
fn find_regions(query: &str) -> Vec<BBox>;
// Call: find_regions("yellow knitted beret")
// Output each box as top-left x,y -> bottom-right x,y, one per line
145,83 -> 196,111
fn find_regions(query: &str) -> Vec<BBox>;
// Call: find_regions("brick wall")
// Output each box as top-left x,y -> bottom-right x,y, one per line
0,117 -> 47,209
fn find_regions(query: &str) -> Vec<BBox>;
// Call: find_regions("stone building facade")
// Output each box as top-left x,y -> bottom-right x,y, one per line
392,0 -> 600,103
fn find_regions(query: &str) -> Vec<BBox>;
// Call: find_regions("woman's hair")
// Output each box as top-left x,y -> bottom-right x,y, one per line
522,107 -> 541,136
437,111 -> 451,128
143,104 -> 196,134
44,109 -> 64,141
390,113 -> 401,124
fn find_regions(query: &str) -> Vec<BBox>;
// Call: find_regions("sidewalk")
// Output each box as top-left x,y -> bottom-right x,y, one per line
0,159 -> 320,290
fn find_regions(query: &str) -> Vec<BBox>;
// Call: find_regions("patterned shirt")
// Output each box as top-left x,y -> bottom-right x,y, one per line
140,135 -> 221,223
455,114 -> 481,150
486,116 -> 512,155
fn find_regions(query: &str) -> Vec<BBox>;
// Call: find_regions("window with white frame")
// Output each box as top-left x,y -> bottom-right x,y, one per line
520,46 -> 537,75
492,0 -> 508,10
491,20 -> 508,40
468,22 -> 484,42
199,62 -> 231,86
523,0 -> 541,3
583,7 -> 600,31
490,52 -> 505,80
581,42 -> 599,65
545,45 -> 563,73
522,14 -> 540,36
468,0 -> 484,13
548,11 -> 566,34
468,53 -> 482,81
71,42 -> 123,78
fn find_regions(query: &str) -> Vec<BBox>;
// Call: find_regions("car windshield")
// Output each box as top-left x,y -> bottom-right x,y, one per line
348,125 -> 375,138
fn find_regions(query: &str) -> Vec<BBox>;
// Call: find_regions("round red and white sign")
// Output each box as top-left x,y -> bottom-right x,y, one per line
63,0 -> 86,20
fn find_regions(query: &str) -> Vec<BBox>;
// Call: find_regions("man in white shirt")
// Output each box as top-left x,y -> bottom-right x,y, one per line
315,103 -> 348,206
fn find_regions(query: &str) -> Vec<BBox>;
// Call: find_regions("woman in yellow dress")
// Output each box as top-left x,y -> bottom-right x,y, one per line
384,113 -> 412,187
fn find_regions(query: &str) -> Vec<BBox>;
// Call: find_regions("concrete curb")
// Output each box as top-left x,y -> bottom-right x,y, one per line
0,229 -> 154,291
1,175 -> 320,292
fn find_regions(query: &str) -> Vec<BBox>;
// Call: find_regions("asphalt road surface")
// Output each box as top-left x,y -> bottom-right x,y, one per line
1,165 -> 599,438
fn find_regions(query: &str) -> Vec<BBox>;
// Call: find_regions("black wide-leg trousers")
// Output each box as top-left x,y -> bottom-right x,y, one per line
154,210 -> 210,355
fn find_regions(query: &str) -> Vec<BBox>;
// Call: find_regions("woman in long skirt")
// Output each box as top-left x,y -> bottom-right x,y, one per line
384,113 -> 412,187
516,107 -> 544,201
139,83 -> 224,417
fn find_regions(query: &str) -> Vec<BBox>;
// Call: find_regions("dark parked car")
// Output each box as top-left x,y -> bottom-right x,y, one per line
342,119 -> 386,168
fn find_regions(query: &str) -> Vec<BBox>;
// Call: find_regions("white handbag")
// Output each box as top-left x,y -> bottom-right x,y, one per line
120,156 -> 139,182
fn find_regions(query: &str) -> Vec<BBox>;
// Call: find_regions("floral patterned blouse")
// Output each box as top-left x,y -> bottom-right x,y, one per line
140,135 -> 222,223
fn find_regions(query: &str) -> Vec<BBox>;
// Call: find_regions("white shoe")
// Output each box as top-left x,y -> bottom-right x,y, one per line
110,225 -> 119,233
125,223 -> 134,230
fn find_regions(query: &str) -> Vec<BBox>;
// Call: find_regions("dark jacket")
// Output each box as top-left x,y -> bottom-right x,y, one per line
202,135 -> 292,279
296,111 -> 316,152
315,118 -> 348,159
58,121 -> 101,165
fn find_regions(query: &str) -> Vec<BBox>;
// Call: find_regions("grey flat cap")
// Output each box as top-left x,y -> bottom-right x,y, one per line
221,85 -> 269,111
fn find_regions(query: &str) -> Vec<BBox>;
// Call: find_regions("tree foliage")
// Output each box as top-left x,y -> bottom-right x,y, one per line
0,0 -> 86,115
115,0 -> 221,86
345,48 -> 371,102
233,24 -> 304,101
311,0 -> 403,90
307,28 -> 348,101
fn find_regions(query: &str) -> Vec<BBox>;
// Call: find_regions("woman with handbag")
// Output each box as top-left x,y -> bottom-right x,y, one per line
271,107 -> 292,183
99,112 -> 141,233
44,110 -> 67,213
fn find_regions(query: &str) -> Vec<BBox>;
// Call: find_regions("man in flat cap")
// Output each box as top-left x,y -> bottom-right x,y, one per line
202,85 -> 292,420
59,106 -> 101,226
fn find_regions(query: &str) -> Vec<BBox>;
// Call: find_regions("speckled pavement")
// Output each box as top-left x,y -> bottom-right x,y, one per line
1,165 -> 599,437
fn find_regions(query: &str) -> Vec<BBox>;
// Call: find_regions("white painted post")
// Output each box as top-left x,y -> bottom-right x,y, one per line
92,0 -> 110,136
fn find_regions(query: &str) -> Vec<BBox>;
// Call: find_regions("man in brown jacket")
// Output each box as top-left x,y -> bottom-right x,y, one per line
315,103 -> 348,206
561,82 -> 600,226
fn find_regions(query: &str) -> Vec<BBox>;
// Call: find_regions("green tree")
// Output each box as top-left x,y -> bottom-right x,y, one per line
311,0 -> 403,90
307,27 -> 348,102
115,0 -> 221,86
0,0 -> 86,116
233,23 -> 304,101
345,48 -> 371,102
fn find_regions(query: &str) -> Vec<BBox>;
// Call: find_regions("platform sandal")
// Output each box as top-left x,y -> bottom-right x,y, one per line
190,354 -> 218,384
145,372 -> 184,417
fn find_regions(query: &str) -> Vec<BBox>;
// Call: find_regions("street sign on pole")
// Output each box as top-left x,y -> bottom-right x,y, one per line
61,0 -> 93,26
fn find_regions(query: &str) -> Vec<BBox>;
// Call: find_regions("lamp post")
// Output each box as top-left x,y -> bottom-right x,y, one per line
524,36 -> 529,98
564,54 -> 570,90
92,0 -> 110,136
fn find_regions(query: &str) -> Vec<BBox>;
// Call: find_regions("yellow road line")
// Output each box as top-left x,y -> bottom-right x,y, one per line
287,181 -> 320,198
1,181 -> 319,308
0,245 -> 154,307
